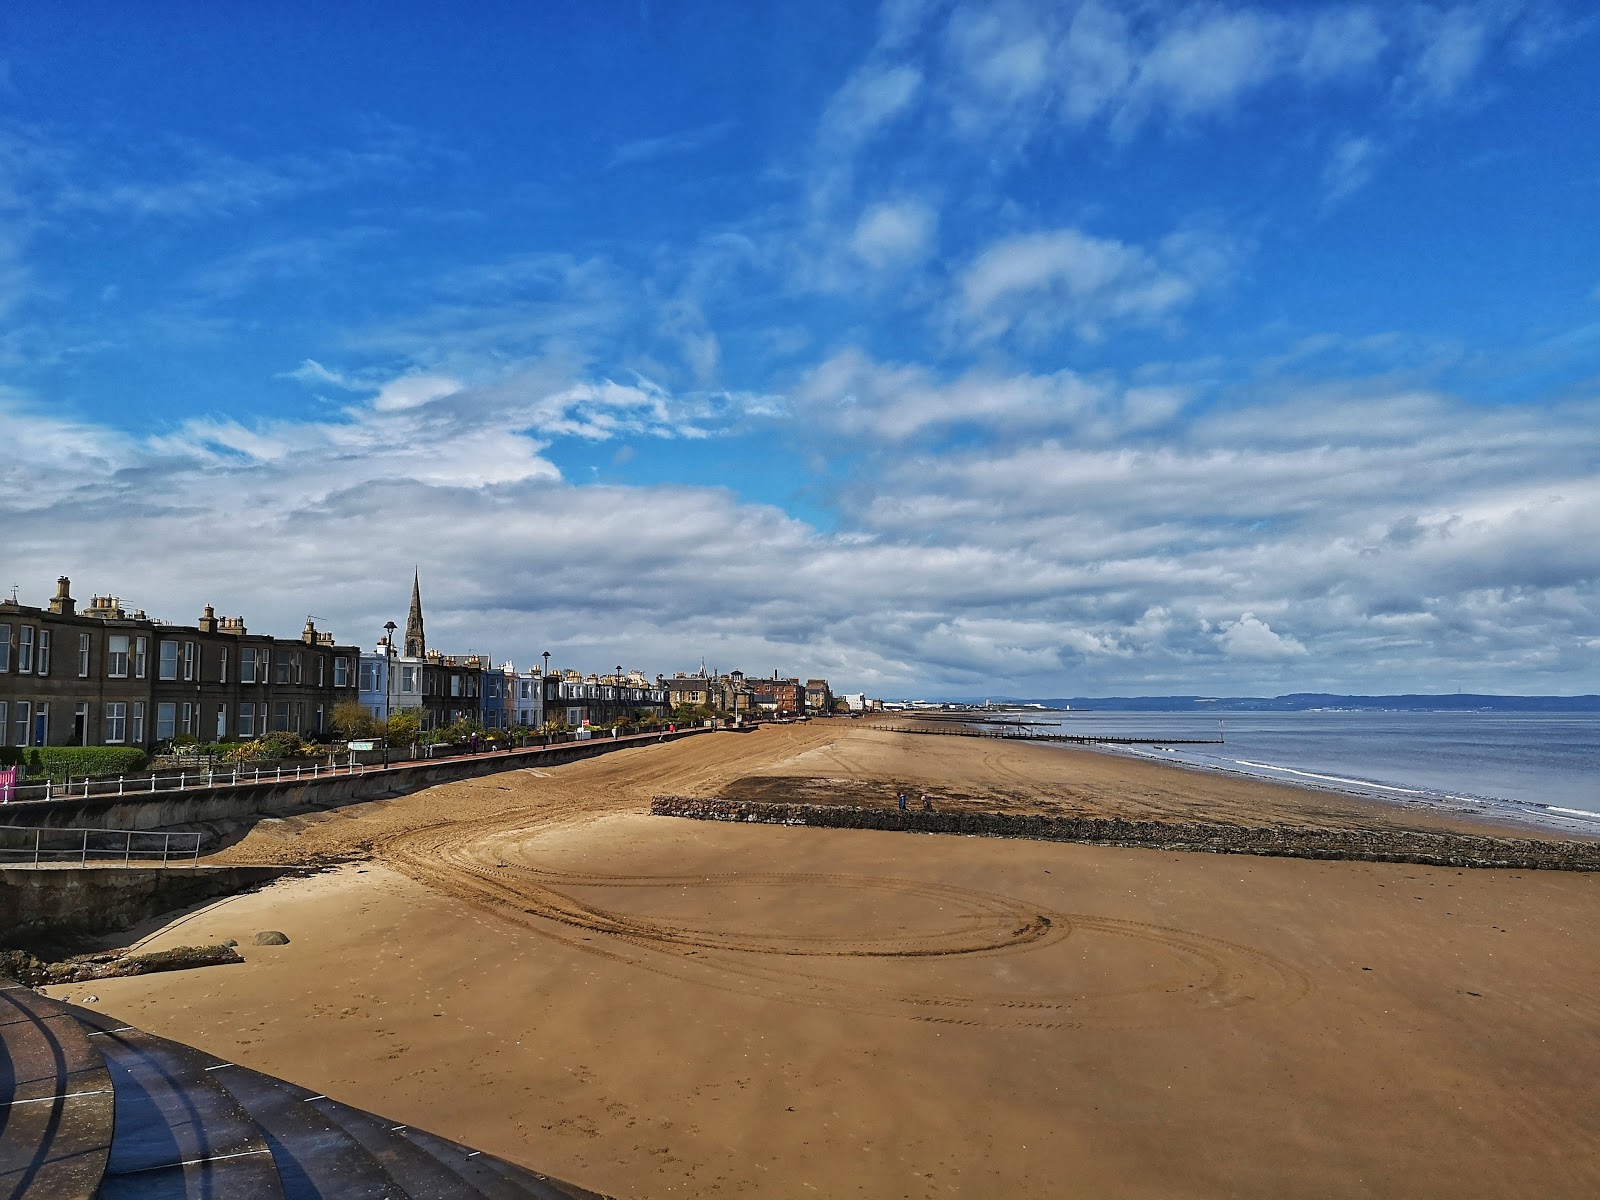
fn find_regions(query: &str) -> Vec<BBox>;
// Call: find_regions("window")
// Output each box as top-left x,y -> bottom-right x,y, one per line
0,703 -> 6,741
131,703 -> 145,745
261,649 -> 270,682
238,703 -> 255,737
402,666 -> 419,694
334,656 -> 349,687
134,636 -> 147,679
313,704 -> 324,735
106,702 -> 127,744
293,653 -> 303,685
14,702 -> 31,746
36,630 -> 49,676
317,656 -> 325,686
182,641 -> 196,681
215,705 -> 227,739
159,640 -> 178,680
181,702 -> 194,736
273,702 -> 290,732
241,646 -> 256,683
156,702 -> 176,741
108,634 -> 130,678
275,653 -> 290,685
79,633 -> 90,677
17,627 -> 34,673
219,648 -> 227,684
0,624 -> 9,670
450,675 -> 462,697
360,662 -> 379,691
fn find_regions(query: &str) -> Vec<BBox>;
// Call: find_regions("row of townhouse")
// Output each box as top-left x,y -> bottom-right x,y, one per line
0,578 -> 360,750
354,576 -> 671,734
356,654 -> 673,734
661,669 -> 835,718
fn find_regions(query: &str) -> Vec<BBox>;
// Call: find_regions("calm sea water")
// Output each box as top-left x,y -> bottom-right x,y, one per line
1017,710 -> 1600,830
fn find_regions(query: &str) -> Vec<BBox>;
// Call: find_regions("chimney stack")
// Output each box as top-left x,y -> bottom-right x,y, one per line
198,604 -> 218,633
49,576 -> 76,616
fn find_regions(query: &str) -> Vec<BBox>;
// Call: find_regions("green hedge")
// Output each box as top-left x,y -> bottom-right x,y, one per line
22,746 -> 149,782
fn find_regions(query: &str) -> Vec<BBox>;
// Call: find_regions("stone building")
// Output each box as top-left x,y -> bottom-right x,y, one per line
0,577 -> 359,749
804,678 -> 833,715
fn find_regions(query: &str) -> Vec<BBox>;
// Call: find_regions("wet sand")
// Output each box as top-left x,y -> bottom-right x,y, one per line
43,720 -> 1600,1198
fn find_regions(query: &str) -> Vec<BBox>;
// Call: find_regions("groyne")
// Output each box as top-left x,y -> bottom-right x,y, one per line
650,796 -> 1600,872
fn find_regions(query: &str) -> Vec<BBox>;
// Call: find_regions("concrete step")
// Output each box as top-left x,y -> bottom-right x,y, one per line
305,1095 -> 496,1200
197,1058 -> 411,1200
65,1015 -> 286,1199
397,1125 -> 608,1200
0,982 -> 114,1200
5,991 -> 613,1199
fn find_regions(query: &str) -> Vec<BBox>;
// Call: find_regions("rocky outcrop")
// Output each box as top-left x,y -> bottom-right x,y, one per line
649,795 -> 1600,872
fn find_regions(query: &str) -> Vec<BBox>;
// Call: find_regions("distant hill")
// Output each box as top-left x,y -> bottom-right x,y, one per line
1012,693 -> 1600,713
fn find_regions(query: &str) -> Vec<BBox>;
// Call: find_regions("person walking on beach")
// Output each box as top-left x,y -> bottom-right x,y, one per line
897,791 -> 907,811
921,793 -> 933,812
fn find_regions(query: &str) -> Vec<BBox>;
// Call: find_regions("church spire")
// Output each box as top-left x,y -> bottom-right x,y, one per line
404,568 -> 426,658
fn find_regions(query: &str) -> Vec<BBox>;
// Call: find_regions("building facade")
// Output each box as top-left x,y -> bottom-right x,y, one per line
0,578 -> 359,750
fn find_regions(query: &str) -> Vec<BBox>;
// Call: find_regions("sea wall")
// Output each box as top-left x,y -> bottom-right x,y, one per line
0,728 -> 711,834
650,795 -> 1600,872
0,865 -> 297,939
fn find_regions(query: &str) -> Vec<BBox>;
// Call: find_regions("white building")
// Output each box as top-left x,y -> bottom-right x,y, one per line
358,643 -> 425,724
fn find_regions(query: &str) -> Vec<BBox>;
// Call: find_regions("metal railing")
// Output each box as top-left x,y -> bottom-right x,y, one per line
0,725 -> 713,808
0,825 -> 204,866
0,759 -> 377,806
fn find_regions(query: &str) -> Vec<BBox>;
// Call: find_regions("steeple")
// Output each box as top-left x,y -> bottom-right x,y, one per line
404,569 -> 427,658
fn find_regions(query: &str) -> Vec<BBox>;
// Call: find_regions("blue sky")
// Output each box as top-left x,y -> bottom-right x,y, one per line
2,1 -> 1597,696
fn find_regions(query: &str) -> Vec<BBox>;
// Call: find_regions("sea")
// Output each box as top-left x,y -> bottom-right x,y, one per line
1013,710 -> 1600,832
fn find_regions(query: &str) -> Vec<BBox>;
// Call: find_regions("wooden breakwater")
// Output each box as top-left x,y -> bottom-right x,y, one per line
877,724 -> 1223,746
650,796 -> 1600,872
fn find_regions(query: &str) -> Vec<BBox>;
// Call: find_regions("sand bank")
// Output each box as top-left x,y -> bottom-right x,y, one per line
42,720 -> 1600,1198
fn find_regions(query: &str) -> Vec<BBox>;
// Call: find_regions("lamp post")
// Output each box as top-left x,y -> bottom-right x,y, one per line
383,620 -> 397,767
541,650 -> 552,740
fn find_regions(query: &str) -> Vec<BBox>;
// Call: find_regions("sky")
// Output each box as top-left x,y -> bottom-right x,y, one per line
2,1 -> 1597,698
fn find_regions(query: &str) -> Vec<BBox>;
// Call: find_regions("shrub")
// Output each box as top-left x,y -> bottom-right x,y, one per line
382,710 -> 421,746
23,746 -> 149,782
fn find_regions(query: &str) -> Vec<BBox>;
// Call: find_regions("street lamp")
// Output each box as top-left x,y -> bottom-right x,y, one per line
541,650 -> 552,739
383,620 -> 397,767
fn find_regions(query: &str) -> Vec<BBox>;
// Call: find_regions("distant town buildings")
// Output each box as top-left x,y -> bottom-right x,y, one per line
1,572 -> 871,751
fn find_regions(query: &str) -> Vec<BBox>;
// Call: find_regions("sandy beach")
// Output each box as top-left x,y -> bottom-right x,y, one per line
43,720 -> 1600,1198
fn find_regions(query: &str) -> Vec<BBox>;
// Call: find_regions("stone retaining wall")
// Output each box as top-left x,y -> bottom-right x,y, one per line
650,795 -> 1600,872
1,865 -> 298,938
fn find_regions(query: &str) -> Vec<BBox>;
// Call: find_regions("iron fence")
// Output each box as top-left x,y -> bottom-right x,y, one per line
0,825 -> 204,866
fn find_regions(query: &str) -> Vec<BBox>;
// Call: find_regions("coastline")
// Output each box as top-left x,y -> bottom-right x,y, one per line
38,721 -> 1600,1198
929,710 -> 1600,839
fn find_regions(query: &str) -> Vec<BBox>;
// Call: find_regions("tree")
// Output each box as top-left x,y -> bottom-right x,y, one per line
331,700 -> 376,740
383,710 -> 421,747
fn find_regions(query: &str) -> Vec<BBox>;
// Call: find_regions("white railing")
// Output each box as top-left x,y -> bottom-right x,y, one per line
0,759 -> 369,805
0,825 -> 204,866
0,726 -> 705,807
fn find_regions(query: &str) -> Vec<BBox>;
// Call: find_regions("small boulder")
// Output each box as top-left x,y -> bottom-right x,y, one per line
252,930 -> 291,946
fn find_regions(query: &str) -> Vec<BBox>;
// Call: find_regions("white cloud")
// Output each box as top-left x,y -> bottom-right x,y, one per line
1219,613 -> 1309,659
958,225 -> 1230,342
372,374 -> 464,412
609,120 -> 737,168
1321,133 -> 1382,206
850,200 -> 938,268
820,62 -> 923,149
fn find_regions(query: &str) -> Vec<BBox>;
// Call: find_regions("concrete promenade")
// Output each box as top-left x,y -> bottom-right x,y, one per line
0,726 -> 717,836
